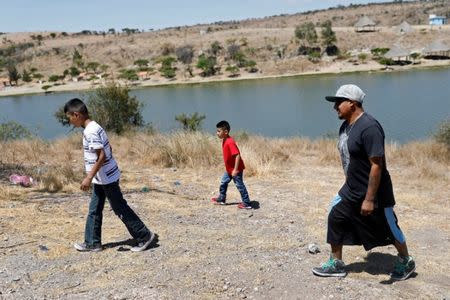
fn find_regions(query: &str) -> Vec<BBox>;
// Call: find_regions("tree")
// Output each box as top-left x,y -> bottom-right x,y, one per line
176,45 -> 194,77
87,61 -> 100,73
321,20 -> 337,48
134,59 -> 149,69
55,83 -> 144,134
0,121 -> 33,142
210,41 -> 222,56
196,54 -> 217,77
72,49 -> 83,67
175,112 -> 206,131
22,69 -> 32,82
7,63 -> 20,85
48,74 -> 61,82
295,22 -> 318,45
159,56 -> 176,79
69,66 -> 80,78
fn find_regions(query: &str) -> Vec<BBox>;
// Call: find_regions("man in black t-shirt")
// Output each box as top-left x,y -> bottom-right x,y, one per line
312,84 -> 415,281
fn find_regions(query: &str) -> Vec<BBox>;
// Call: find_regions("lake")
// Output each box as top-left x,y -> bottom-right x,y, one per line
1,67 -> 449,143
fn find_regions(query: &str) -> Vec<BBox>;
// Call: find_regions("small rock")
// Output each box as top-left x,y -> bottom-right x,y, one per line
308,243 -> 320,254
141,186 -> 150,193
254,287 -> 259,292
38,245 -> 49,252
223,285 -> 229,291
236,288 -> 242,293
12,277 -> 20,282
174,181 -> 181,186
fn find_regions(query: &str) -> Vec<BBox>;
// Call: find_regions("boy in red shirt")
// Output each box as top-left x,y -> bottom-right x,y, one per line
212,120 -> 252,209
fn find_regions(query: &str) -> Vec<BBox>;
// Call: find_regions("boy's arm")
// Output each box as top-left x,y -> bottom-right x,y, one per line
80,148 -> 106,191
231,154 -> 241,177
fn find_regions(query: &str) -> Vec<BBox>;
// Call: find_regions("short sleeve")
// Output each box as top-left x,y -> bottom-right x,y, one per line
85,132 -> 103,150
228,140 -> 240,156
361,125 -> 384,158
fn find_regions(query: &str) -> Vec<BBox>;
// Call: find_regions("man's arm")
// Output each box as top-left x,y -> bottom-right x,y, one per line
231,154 -> 241,177
361,156 -> 383,216
80,148 -> 106,191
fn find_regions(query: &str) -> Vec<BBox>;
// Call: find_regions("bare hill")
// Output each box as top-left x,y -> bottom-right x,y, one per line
0,0 -> 449,90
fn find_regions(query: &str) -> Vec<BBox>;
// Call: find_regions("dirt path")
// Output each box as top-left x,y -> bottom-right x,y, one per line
1,155 -> 449,299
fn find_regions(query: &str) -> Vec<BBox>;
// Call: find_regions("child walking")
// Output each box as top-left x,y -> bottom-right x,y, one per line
212,120 -> 252,209
64,98 -> 155,252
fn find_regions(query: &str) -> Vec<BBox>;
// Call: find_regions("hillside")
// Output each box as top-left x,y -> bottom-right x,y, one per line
0,0 -> 449,95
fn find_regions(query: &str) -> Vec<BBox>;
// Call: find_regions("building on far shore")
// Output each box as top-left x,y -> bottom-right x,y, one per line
394,21 -> 414,34
429,14 -> 447,26
354,16 -> 377,32
422,40 -> 450,59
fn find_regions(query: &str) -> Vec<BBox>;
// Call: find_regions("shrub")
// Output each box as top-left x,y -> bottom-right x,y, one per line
175,45 -> 194,65
225,65 -> 240,77
196,54 -> 217,77
0,121 -> 33,142
175,112 -> 206,131
54,83 -> 144,134
119,69 -> 138,81
159,56 -> 176,79
434,120 -> 450,147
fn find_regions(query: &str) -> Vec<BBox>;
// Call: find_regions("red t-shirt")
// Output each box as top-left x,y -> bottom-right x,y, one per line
222,136 -> 245,174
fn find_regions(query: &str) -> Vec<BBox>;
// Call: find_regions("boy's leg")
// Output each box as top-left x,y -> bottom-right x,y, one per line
218,172 -> 232,201
84,184 -> 106,246
232,172 -> 251,205
104,181 -> 151,242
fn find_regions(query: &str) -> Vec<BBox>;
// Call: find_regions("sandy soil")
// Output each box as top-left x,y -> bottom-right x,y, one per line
1,147 -> 449,299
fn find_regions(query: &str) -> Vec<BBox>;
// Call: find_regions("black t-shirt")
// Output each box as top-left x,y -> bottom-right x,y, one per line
337,113 -> 395,207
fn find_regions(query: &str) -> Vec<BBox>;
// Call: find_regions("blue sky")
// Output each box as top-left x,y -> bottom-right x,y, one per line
2,0 -> 394,33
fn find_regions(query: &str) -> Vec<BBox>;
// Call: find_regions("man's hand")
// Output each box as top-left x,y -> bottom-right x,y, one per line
361,199 -> 375,216
231,169 -> 239,177
80,176 -> 93,191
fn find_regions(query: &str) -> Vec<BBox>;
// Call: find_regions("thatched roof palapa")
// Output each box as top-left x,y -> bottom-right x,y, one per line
395,21 -> 414,34
384,44 -> 410,59
354,16 -> 377,32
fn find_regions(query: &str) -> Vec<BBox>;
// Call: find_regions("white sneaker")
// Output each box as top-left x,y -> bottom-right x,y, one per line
130,232 -> 155,252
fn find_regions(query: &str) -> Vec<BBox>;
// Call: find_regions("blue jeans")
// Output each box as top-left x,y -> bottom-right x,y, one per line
85,181 -> 150,246
218,172 -> 250,204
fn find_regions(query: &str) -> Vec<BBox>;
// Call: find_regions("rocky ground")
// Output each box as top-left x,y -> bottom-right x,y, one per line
1,148 -> 449,299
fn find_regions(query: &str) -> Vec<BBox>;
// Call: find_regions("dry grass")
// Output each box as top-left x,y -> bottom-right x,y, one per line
0,132 -> 448,202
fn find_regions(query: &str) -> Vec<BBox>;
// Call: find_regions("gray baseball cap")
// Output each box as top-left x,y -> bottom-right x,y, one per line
325,84 -> 366,103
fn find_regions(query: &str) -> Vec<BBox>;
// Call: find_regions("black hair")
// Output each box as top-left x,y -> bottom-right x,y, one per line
216,120 -> 230,132
64,98 -> 89,116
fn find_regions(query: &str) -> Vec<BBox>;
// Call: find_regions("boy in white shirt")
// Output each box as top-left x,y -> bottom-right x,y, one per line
64,98 -> 155,252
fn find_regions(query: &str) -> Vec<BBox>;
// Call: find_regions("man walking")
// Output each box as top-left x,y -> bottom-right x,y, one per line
312,84 -> 415,281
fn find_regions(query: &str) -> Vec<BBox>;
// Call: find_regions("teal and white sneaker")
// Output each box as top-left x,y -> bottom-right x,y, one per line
312,257 -> 347,277
390,255 -> 416,281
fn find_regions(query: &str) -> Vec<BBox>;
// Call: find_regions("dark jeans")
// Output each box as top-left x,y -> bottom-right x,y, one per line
85,181 -> 150,246
218,171 -> 250,204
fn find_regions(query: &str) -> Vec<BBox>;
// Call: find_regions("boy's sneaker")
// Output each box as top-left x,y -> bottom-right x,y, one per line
131,232 -> 155,252
390,255 -> 416,281
74,242 -> 102,252
211,197 -> 226,205
237,202 -> 252,209
312,257 -> 347,277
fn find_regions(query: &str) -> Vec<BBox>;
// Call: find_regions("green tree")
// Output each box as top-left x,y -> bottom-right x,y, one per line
175,112 -> 206,131
33,73 -> 44,81
295,22 -> 318,45
321,20 -> 336,47
196,54 -> 217,77
69,66 -> 80,78
159,56 -> 176,79
119,69 -> 138,81
72,49 -> 83,68
134,59 -> 149,69
55,83 -> 144,134
48,74 -> 61,82
22,69 -> 32,82
0,121 -> 33,142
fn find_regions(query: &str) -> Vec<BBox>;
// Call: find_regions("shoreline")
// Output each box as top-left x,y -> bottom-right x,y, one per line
1,59 -> 449,98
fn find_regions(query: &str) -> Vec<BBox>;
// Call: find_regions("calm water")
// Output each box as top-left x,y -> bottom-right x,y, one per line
1,68 -> 449,143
